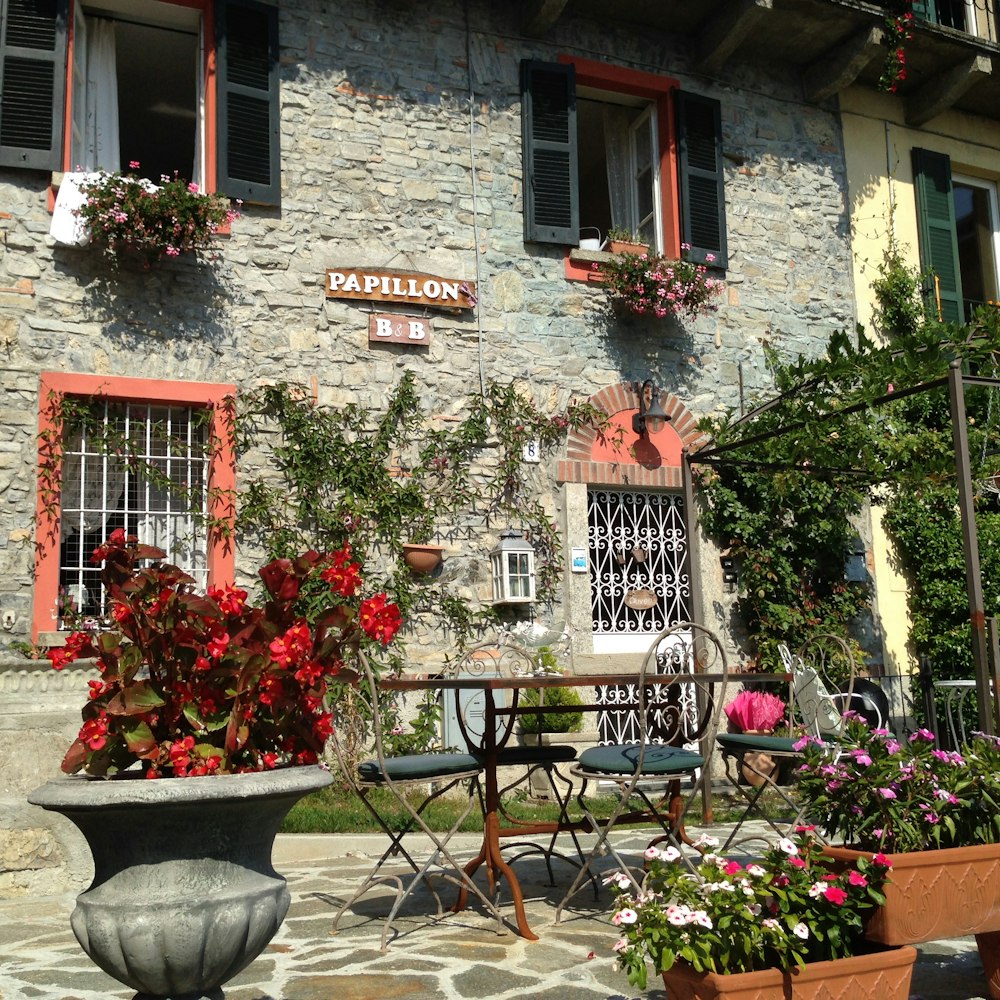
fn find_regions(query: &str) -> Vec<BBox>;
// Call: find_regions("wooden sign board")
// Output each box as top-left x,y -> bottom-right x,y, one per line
369,312 -> 432,347
326,267 -> 476,311
623,588 -> 658,610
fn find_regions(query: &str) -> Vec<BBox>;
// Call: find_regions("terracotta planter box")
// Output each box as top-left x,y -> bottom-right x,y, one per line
608,239 -> 649,255
824,842 -> 1000,999
660,945 -> 916,1000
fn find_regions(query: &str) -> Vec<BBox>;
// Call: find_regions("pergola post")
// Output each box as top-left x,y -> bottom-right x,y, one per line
947,361 -> 995,734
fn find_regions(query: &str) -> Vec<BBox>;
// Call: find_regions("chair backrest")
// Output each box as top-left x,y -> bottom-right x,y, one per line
326,651 -> 387,787
786,634 -> 859,738
637,622 -> 730,755
447,641 -> 538,752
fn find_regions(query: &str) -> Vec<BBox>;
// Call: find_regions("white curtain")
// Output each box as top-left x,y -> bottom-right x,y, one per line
603,105 -> 632,235
83,17 -> 120,173
192,20 -> 205,188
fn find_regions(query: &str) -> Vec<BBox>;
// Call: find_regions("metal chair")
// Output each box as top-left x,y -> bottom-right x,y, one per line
450,641 -> 589,887
555,622 -> 729,917
716,633 -> 860,850
326,651 -> 505,951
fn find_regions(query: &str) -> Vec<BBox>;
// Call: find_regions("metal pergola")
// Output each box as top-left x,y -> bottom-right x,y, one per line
684,359 -> 1000,735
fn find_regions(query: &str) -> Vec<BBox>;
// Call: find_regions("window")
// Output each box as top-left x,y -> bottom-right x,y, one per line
521,58 -> 727,268
913,0 -> 974,32
0,0 -> 280,205
913,147 -> 1000,323
34,373 -> 236,639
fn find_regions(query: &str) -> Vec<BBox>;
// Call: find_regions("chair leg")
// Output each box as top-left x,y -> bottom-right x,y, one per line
555,776 -> 641,922
328,776 -> 506,950
718,751 -> 817,851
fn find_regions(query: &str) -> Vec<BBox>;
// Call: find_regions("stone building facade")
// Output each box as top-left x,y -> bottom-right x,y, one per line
0,0 -> 858,893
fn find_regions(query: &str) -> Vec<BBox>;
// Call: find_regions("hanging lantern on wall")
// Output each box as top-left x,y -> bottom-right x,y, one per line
490,529 -> 536,604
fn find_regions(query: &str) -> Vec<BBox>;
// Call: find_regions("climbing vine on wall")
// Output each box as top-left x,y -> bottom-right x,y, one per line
233,372 -> 610,637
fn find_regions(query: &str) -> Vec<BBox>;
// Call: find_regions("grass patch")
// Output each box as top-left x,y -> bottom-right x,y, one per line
280,783 -> 791,834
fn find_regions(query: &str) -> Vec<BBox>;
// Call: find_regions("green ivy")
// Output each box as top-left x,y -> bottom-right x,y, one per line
696,241 -> 1000,678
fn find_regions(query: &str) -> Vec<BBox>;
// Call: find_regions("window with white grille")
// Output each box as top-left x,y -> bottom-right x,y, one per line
58,400 -> 209,627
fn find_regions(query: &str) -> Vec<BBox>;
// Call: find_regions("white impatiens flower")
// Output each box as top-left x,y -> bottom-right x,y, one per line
693,833 -> 720,849
808,881 -> 826,898
666,905 -> 690,926
693,909 -> 713,929
616,908 -> 638,925
660,846 -> 682,862
777,837 -> 798,855
603,871 -> 634,891
793,922 -> 810,939
746,864 -> 766,878
644,846 -> 660,860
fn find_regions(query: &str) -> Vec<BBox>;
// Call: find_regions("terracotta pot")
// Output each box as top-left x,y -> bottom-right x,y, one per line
660,945 -> 916,1000
401,542 -> 445,575
734,728 -> 778,787
823,842 -> 1000,999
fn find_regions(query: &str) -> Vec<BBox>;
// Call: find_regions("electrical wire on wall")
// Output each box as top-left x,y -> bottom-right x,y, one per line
464,0 -> 487,398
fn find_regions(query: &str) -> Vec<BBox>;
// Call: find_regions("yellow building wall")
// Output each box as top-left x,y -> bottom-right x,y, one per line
841,90 -> 1000,673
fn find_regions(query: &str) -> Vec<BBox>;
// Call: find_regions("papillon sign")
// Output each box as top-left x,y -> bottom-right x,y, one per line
325,267 -> 476,311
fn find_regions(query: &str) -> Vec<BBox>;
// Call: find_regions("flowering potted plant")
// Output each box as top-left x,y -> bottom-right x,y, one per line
29,529 -> 401,1000
75,164 -> 238,267
723,688 -> 786,785
609,830 -> 913,1000
596,245 -> 724,320
797,718 -> 1000,994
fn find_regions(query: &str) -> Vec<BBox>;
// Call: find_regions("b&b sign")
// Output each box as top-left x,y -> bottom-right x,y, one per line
368,313 -> 432,347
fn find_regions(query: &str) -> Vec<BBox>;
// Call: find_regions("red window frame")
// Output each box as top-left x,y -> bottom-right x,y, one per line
33,372 -> 236,640
60,0 -> 218,191
558,56 -> 680,282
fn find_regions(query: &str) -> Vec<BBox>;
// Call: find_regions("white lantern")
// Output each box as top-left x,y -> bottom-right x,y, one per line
490,529 -> 536,604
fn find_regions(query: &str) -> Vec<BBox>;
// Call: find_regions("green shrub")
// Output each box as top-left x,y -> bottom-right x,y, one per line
517,686 -> 584,734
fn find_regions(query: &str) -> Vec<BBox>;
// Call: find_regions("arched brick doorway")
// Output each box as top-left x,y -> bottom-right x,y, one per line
559,382 -> 706,654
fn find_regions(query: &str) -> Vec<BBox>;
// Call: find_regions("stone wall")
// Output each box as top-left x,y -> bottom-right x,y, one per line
0,0 -> 856,893
0,658 -> 94,895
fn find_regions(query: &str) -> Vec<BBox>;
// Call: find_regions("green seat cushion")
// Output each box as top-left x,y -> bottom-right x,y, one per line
716,732 -> 798,755
358,751 -> 483,783
577,743 -> 704,776
496,744 -> 578,766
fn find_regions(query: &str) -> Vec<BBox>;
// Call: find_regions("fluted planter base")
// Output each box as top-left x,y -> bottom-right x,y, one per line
29,765 -> 331,999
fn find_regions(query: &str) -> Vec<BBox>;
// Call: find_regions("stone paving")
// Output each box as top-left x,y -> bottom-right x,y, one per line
0,827 -> 991,1000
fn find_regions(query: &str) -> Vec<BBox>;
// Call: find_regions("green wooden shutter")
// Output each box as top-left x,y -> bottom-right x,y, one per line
216,0 -> 280,205
521,60 -> 578,246
910,0 -> 935,22
676,91 -> 727,269
913,147 -> 964,324
0,0 -> 68,170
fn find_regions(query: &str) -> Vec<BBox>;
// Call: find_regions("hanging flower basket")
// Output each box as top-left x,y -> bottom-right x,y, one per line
75,166 -> 239,267
597,247 -> 723,320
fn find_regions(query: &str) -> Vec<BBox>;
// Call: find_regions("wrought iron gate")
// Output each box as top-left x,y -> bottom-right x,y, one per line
587,489 -> 691,743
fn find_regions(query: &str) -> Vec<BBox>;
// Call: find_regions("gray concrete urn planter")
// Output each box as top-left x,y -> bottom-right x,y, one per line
28,764 -> 331,999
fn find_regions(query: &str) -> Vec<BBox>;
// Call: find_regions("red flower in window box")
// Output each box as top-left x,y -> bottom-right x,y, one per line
47,533 -> 401,778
